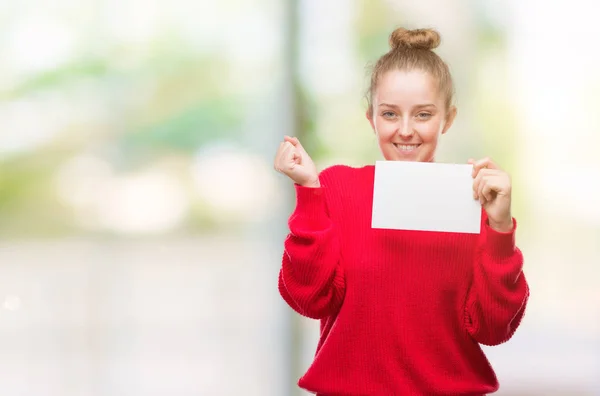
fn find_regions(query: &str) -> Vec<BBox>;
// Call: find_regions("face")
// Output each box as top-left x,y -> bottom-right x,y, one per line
367,69 -> 456,162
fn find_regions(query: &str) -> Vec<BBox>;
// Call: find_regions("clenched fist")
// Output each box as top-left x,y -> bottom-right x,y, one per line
274,136 -> 320,188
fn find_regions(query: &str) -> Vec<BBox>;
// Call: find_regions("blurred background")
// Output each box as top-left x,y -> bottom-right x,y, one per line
0,0 -> 598,395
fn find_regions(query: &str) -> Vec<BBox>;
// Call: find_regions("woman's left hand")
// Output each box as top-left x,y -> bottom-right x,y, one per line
469,157 -> 514,233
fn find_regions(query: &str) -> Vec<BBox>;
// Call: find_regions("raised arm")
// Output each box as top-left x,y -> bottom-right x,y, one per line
273,137 -> 346,319
278,182 -> 345,319
465,157 -> 529,345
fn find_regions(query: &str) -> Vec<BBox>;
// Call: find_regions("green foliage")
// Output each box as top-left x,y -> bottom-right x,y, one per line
0,32 -> 244,235
3,58 -> 111,99
119,98 -> 241,154
0,155 -> 75,237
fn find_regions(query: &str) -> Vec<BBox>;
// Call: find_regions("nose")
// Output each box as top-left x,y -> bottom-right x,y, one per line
397,120 -> 414,138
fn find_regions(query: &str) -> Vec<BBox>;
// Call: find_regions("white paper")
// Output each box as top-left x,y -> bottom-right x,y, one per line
371,160 -> 482,233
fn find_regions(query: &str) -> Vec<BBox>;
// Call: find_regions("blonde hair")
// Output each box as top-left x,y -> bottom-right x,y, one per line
367,28 -> 454,115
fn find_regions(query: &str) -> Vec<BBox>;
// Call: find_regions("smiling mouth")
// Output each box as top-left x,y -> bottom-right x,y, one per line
393,143 -> 421,152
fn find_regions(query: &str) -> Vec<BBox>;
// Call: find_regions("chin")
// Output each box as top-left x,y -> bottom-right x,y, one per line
384,151 -> 434,163
384,149 -> 419,162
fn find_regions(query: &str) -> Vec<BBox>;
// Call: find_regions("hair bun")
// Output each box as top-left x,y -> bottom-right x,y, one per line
389,28 -> 441,51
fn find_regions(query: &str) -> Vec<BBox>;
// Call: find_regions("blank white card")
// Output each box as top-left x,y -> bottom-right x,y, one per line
371,160 -> 482,233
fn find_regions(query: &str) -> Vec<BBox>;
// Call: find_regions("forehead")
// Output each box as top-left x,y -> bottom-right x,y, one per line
374,69 -> 441,105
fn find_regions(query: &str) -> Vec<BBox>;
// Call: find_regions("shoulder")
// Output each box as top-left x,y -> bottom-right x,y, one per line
318,165 -> 374,209
318,164 -> 374,184
317,165 -> 374,219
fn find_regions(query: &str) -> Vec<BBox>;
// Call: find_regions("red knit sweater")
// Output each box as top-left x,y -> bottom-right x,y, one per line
278,164 -> 529,396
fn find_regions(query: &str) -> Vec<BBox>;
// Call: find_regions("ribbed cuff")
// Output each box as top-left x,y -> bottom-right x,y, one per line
293,184 -> 327,218
484,218 -> 517,259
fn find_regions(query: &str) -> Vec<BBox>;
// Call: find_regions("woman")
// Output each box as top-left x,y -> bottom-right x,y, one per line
273,27 -> 529,396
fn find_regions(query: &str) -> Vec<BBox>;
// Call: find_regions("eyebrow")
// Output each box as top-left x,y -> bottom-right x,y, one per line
379,103 -> 437,109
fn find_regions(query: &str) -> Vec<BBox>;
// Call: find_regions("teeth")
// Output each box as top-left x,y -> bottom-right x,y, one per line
395,144 -> 419,151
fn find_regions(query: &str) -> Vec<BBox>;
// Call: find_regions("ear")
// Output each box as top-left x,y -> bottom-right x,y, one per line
441,106 -> 457,135
366,109 -> 375,132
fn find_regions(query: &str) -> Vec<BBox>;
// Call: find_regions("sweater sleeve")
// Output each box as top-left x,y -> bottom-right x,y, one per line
464,217 -> 530,346
278,181 -> 346,320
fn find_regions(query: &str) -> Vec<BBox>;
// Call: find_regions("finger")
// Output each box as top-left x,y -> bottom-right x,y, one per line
474,157 -> 498,169
285,136 -> 309,155
276,141 -> 290,154
292,150 -> 301,165
480,174 -> 504,203
473,169 -> 489,199
473,169 -> 499,198
284,136 -> 302,148
472,157 -> 499,177
480,179 -> 495,202
274,142 -> 286,172
282,142 -> 297,163
276,143 -> 295,170
478,177 -> 489,205
277,141 -> 293,159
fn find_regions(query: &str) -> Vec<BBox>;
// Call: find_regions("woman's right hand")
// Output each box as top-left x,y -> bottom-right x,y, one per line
274,136 -> 320,188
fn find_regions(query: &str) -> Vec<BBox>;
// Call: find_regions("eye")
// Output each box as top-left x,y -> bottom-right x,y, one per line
382,111 -> 396,119
416,112 -> 432,120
